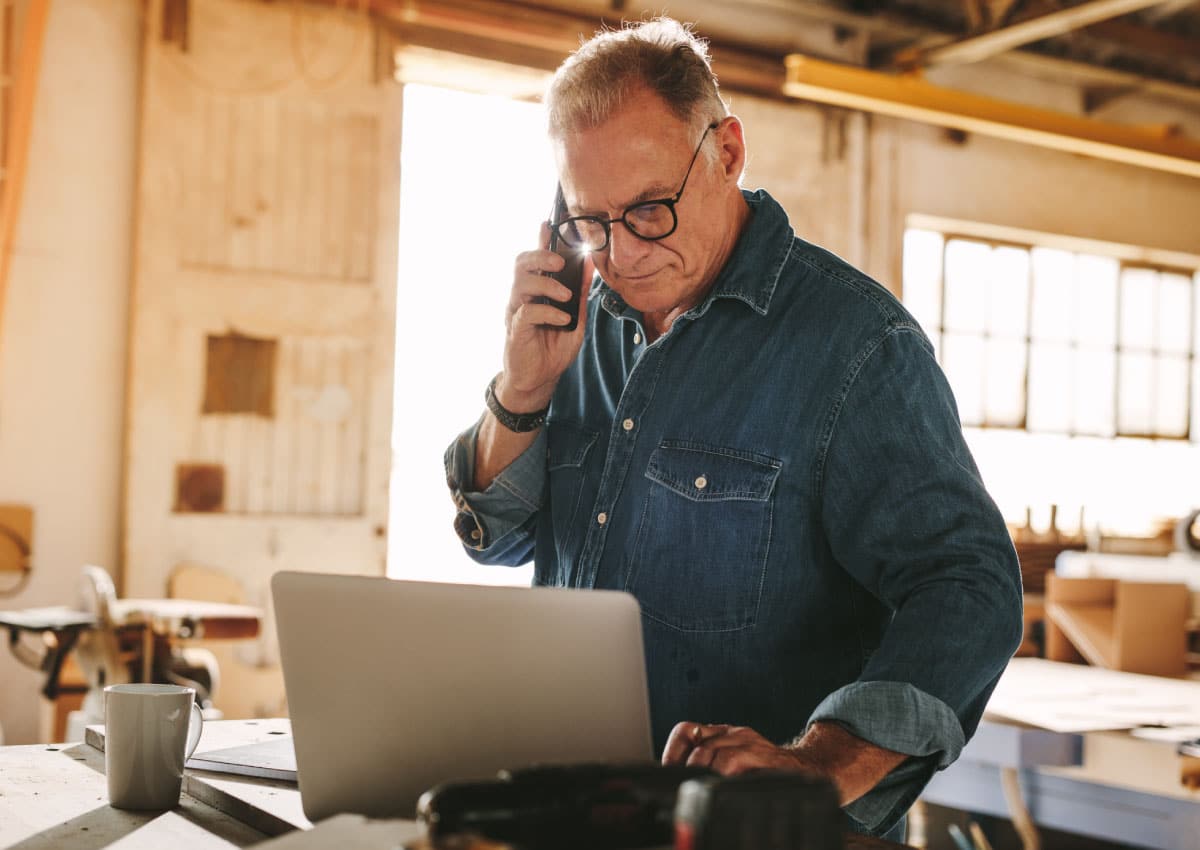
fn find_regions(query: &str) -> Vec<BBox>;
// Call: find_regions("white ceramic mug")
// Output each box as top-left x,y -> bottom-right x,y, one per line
104,683 -> 204,810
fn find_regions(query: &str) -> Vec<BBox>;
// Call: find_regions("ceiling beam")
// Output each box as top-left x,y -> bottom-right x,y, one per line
895,0 -> 1183,70
1084,18 -> 1200,64
307,0 -> 1200,108
783,53 -> 1200,179
365,0 -> 787,98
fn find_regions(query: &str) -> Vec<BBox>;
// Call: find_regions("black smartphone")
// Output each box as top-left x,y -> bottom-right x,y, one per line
538,183 -> 588,332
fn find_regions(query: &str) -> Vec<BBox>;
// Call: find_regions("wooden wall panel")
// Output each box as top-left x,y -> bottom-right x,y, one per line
179,97 -> 378,281
124,0 -> 400,604
186,336 -> 369,516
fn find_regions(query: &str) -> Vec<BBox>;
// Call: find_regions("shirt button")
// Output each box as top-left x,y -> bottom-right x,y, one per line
470,528 -> 482,540
633,332 -> 642,344
622,418 -> 634,432
695,476 -> 708,490
597,512 -> 608,525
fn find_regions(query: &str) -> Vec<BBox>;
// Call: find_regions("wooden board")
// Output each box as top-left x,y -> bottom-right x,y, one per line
0,503 -> 32,573
86,718 -> 309,836
0,740 -> 265,849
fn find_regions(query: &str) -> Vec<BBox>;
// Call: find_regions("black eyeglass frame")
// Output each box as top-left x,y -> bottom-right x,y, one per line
550,120 -> 721,253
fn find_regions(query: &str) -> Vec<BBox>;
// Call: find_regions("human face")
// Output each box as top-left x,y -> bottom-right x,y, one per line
554,88 -> 744,321
551,122 -> 718,252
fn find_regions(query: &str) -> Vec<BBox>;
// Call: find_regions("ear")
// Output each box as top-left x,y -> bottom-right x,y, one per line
715,116 -> 747,184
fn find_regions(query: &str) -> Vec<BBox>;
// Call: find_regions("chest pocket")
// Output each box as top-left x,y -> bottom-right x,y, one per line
540,420 -> 600,586
626,440 -> 781,632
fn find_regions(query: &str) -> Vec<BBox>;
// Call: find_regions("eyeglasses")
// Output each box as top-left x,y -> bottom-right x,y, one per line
551,121 -> 720,253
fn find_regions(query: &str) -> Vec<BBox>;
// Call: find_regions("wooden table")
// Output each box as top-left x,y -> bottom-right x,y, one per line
0,720 -> 908,848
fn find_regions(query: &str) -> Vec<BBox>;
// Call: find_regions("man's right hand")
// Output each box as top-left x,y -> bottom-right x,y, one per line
471,224 -> 594,494
496,221 -> 593,414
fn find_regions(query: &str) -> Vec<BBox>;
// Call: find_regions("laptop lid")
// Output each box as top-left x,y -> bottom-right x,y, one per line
271,571 -> 654,822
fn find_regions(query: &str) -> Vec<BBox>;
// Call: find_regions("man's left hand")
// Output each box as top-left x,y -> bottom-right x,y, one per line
662,720 -> 909,806
661,722 -> 816,776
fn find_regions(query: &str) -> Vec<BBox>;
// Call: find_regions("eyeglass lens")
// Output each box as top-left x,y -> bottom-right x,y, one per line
557,202 -> 677,251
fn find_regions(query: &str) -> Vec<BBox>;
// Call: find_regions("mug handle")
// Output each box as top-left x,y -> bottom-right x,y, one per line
185,702 -> 205,760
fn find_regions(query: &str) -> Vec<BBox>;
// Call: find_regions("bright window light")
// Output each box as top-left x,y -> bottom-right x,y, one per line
902,225 -> 1200,537
387,83 -> 557,585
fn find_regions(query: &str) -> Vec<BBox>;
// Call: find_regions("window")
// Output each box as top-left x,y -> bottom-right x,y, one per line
903,221 -> 1200,536
904,229 -> 1199,440
387,83 -> 556,585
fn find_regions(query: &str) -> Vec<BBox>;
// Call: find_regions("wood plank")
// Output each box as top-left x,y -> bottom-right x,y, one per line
0,503 -> 32,573
86,720 -> 306,838
227,97 -> 256,271
346,112 -> 377,282
278,102 -> 302,279
0,740 -> 264,849
1046,601 -> 1117,668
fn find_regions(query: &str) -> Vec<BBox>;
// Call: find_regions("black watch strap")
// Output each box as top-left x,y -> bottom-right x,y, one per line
485,375 -> 549,433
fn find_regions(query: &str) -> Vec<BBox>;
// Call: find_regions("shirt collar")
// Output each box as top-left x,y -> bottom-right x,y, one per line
598,188 -> 793,321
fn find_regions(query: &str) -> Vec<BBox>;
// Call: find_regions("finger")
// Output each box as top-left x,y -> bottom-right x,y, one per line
685,744 -> 718,769
511,272 -> 574,305
662,721 -> 703,766
511,302 -> 574,330
710,746 -> 767,776
514,247 -> 564,279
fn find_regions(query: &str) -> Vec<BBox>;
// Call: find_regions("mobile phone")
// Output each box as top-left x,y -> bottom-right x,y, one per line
538,183 -> 588,332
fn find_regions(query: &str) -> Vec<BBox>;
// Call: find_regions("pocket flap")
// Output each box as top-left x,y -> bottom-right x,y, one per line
547,421 -> 600,470
645,441 -> 781,502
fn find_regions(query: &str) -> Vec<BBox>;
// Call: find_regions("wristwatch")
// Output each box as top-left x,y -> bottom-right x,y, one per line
485,374 -> 549,433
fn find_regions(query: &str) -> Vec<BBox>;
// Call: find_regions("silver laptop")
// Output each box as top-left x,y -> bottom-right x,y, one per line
271,571 -> 654,822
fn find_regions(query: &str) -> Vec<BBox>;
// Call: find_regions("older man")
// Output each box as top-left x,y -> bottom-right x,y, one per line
444,17 -> 1022,840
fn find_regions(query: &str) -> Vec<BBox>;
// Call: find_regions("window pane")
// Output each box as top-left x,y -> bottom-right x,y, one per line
944,239 -> 989,333
902,228 -> 944,336
1195,271 -> 1200,445
1031,247 -> 1075,342
1117,352 -> 1154,435
985,338 -> 1026,427
987,246 -> 1030,338
1193,349 -> 1200,446
1074,347 -> 1116,437
1159,272 -> 1192,355
1028,342 -> 1073,432
1076,254 -> 1118,347
1119,268 -> 1157,350
1154,355 -> 1189,438
942,332 -> 985,426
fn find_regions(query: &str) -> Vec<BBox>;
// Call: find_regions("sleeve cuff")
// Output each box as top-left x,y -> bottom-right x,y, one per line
807,680 -> 965,835
444,419 -> 547,552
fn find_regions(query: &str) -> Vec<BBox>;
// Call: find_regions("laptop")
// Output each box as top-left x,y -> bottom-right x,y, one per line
271,571 -> 654,822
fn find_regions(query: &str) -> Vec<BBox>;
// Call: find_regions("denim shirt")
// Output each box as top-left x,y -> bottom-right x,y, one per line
445,188 -> 1023,837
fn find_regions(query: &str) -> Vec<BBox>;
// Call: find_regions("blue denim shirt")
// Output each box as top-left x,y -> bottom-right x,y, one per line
445,188 -> 1022,837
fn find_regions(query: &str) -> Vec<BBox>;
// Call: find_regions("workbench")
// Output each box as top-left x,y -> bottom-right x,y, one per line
921,660 -> 1200,849
0,719 -> 907,849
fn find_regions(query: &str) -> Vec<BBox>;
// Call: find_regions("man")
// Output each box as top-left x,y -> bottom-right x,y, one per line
444,18 -> 1022,840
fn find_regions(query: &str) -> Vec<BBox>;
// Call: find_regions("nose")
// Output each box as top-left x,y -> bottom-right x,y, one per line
605,220 -> 653,271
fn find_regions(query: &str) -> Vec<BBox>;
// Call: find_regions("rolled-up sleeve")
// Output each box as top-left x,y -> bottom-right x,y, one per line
443,416 -> 548,566
814,323 -> 1023,834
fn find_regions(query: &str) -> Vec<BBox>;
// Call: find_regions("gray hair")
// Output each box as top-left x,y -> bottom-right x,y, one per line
545,18 -> 729,145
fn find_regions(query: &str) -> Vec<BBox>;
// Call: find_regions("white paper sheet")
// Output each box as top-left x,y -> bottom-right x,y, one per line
984,658 -> 1200,733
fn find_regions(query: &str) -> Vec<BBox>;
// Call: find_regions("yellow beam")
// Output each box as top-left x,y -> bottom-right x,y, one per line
783,54 -> 1200,180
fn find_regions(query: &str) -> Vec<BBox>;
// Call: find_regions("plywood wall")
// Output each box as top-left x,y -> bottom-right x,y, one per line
122,0 -> 401,621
